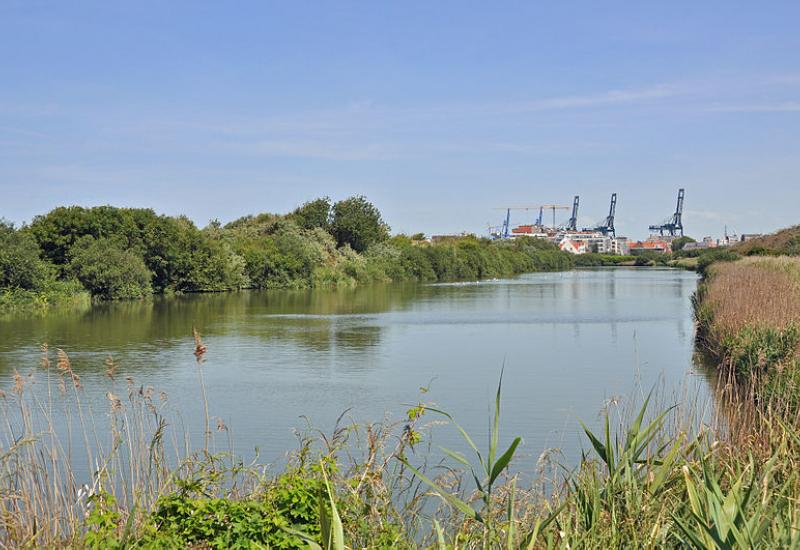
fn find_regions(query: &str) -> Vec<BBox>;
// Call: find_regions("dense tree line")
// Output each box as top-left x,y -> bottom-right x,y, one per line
1,196 -> 573,305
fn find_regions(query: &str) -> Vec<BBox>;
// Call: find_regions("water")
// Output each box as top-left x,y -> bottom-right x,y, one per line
0,268 -> 707,468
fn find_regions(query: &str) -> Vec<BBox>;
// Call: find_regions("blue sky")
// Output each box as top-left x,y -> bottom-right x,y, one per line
1,2 -> 799,239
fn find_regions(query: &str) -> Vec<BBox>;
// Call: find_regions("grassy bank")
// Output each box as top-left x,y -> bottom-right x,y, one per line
3,341 -> 800,548
694,256 -> 800,410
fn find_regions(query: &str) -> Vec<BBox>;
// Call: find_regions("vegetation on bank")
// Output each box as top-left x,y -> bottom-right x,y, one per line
695,256 -> 800,407
733,224 -> 800,257
4,342 -> 800,548
0,198 -> 573,312
572,253 -> 635,267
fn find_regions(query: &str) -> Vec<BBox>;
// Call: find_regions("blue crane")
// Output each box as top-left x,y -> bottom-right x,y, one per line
566,195 -> 580,231
648,188 -> 685,237
586,193 -> 617,237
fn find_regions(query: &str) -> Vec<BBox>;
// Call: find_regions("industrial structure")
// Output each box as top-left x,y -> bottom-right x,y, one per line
648,188 -> 685,237
489,188 -> 688,255
585,193 -> 616,237
566,196 -> 579,231
490,193 -> 629,255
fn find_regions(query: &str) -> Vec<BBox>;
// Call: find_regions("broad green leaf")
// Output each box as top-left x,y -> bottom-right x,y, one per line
489,437 -> 521,486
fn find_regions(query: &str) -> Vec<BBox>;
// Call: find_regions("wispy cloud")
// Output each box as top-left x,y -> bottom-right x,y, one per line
684,209 -> 733,224
707,101 -> 800,113
503,84 -> 681,113
221,140 -> 403,161
182,84 -> 684,160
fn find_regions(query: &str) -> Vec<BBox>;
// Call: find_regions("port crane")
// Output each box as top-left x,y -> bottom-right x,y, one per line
492,206 -> 541,238
540,204 -> 570,228
586,193 -> 617,237
566,196 -> 580,231
648,188 -> 685,237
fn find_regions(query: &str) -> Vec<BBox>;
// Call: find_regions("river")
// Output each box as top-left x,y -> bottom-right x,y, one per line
0,268 -> 709,469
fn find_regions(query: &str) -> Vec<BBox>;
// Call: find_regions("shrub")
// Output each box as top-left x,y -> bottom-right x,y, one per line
146,468 -> 324,549
330,196 -> 390,253
68,236 -> 152,300
290,197 -> 332,231
696,248 -> 740,274
0,221 -> 54,290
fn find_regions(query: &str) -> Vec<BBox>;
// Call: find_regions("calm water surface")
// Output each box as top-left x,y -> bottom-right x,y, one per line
0,268 -> 708,467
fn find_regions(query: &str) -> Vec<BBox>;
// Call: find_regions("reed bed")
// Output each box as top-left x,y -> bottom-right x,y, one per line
695,256 -> 800,380
2,342 -> 800,548
700,256 -> 800,336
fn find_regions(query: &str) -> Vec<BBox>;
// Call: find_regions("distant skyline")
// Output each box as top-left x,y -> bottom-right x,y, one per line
2,2 -> 799,240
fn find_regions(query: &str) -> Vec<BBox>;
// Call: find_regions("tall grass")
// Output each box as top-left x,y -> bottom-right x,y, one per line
3,341 -> 800,547
695,256 -> 800,379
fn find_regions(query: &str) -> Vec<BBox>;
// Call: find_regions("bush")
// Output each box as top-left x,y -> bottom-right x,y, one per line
68,236 -> 152,300
0,221 -> 54,290
146,468 -> 324,549
330,196 -> 390,253
0,280 -> 90,314
574,253 -> 635,267
696,248 -> 740,274
633,251 -> 669,266
290,197 -> 332,231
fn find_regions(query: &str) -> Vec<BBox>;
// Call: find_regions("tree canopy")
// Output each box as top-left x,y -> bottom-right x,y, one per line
330,196 -> 390,253
2,197 -> 574,306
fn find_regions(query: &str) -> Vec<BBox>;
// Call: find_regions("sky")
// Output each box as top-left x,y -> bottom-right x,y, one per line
1,2 -> 799,240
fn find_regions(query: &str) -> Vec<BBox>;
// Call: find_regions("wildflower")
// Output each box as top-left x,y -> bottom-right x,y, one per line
12,371 -> 25,395
107,392 -> 122,412
192,326 -> 207,363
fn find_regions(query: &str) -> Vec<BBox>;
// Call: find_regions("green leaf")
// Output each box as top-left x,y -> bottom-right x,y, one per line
489,437 -> 521,486
434,519 -> 447,550
398,456 -> 482,523
507,478 -> 516,550
425,406 -> 486,472
320,463 -> 344,550
489,366 -> 504,475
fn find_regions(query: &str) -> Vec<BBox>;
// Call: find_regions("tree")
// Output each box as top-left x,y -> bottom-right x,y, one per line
0,221 -> 53,290
68,236 -> 152,300
290,197 -> 332,231
329,196 -> 390,253
671,236 -> 696,251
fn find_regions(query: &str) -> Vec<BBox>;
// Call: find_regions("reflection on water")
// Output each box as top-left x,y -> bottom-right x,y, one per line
0,268 -> 706,466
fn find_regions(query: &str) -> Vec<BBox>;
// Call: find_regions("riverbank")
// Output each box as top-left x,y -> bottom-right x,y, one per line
2,341 -> 799,548
0,281 -> 91,316
695,255 -> 800,407
1,202 -> 574,316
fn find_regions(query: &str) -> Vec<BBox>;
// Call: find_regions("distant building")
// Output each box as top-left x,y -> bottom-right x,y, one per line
558,237 -> 587,255
556,232 -> 629,255
610,237 -> 629,255
629,239 -> 672,254
683,236 -> 718,251
431,233 -> 471,243
740,233 -> 763,242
